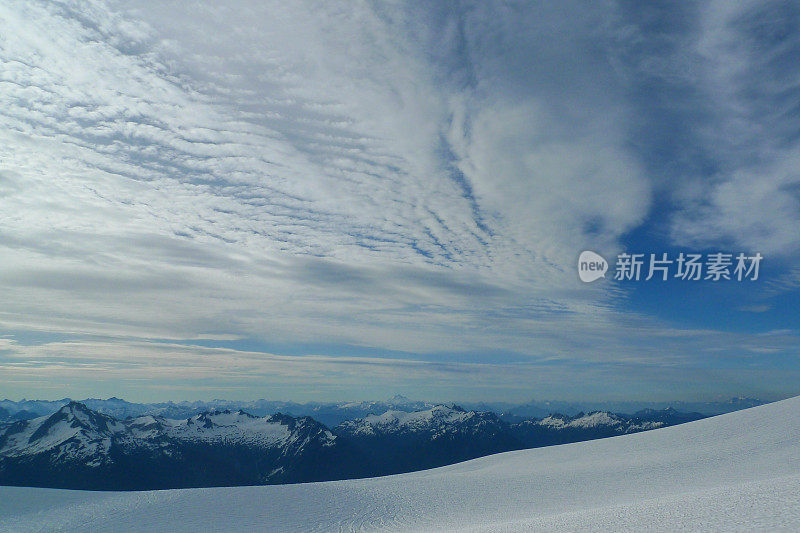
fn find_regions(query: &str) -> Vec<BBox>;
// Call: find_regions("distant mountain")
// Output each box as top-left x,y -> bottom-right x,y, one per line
0,402 -> 364,490
486,398 -> 765,421
495,400 -> 589,420
299,396 -> 433,427
509,410 -> 700,447
0,396 -> 765,424
631,407 -> 706,424
335,405 -> 522,475
0,396 -> 434,427
0,399 -> 76,420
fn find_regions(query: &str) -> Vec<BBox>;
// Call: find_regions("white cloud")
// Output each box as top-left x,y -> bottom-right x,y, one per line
0,0 -> 796,400
666,0 -> 800,255
0,0 -> 647,349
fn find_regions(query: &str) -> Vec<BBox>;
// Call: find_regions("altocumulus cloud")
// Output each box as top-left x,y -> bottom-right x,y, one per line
0,0 -> 798,401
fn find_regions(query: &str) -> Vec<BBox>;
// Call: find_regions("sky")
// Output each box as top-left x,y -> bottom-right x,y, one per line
0,0 -> 799,403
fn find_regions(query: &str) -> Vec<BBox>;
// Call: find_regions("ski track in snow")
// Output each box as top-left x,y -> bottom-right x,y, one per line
1,396 -> 799,532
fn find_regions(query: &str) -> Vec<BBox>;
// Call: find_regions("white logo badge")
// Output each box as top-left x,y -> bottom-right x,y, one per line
578,251 -> 608,283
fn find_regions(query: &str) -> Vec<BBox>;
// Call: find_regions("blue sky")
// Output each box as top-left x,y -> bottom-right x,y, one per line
0,0 -> 798,403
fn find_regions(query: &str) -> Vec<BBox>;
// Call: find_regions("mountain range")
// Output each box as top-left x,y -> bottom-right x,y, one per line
0,402 -> 365,490
0,394 -> 759,427
0,401 -> 704,490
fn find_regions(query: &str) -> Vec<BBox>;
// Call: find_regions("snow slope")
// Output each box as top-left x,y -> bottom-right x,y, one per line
1,395 -> 798,532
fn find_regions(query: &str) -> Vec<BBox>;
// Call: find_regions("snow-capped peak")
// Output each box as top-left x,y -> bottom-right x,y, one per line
0,402 -> 122,462
336,404 -> 496,438
387,394 -> 413,405
363,405 -> 470,427
537,411 -> 623,429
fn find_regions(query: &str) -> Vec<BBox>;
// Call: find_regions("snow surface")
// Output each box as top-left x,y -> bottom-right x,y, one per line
1,396 -> 799,532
